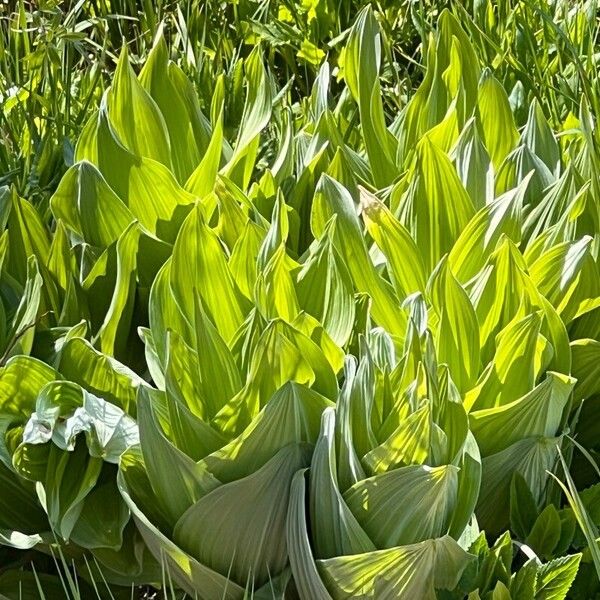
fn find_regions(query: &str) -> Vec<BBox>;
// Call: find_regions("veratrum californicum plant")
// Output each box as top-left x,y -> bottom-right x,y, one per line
0,6 -> 600,600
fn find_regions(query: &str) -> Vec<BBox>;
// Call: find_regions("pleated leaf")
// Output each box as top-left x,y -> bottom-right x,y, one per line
318,535 -> 474,600
173,444 -> 311,588
343,464 -> 459,548
470,372 -> 575,456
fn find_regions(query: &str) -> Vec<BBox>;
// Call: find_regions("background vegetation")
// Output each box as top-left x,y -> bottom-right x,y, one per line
1,0 -> 600,598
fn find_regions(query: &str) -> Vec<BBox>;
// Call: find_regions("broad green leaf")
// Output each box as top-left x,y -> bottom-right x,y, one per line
148,259 -> 192,368
137,388 -> 219,524
536,554 -> 581,600
427,100 -> 460,153
469,373 -> 575,455
467,235 -> 571,374
213,318 -> 338,437
312,175 -> 406,338
139,35 -> 201,182
344,464 -> 458,548
362,405 -> 431,474
88,521 -> 162,584
344,6 -> 397,186
5,189 -> 50,285
118,447 -> 244,599
185,110 -> 224,198
510,558 -> 538,599
529,236 -> 600,324
257,194 -> 290,269
448,177 -> 527,283
571,338 -> 600,403
401,10 -> 480,157
203,381 -> 331,482
477,69 -> 519,169
164,330 -> 211,420
95,222 -> 140,358
428,258 -> 480,392
222,48 -> 272,190
452,117 -> 493,208
309,408 -> 375,559
437,10 -> 481,110
229,220 -> 266,300
70,478 -> 129,550
76,107 -> 196,243
214,177 -> 252,251
50,161 -> 134,248
448,431 -> 482,540
272,105 -> 295,183
170,204 -> 249,344
192,297 -> 242,418
524,165 -> 587,244
161,386 -> 226,462
57,337 -> 144,414
477,436 -> 561,535
255,243 -> 300,322
47,220 -> 76,294
139,327 -> 163,390
168,61 -> 213,155
5,257 -> 42,359
287,470 -> 334,600
522,99 -> 560,174
509,472 -> 540,540
526,504 -> 561,560
465,312 -> 542,411
335,357 -> 368,492
252,317 -> 336,400
359,186 -> 426,298
495,145 -> 554,207
174,444 -> 311,588
0,461 -> 48,535
318,535 -> 474,600
296,221 -> 355,347
397,136 -> 475,273
342,346 -> 381,460
107,45 -> 171,167
0,356 -> 57,420
291,312 -> 345,375
44,442 -> 103,540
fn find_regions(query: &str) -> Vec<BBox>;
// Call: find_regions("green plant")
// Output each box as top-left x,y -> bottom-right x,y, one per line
1,1 -> 600,599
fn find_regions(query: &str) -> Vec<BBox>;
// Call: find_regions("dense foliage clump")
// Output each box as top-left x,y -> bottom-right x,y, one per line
1,1 -> 600,599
